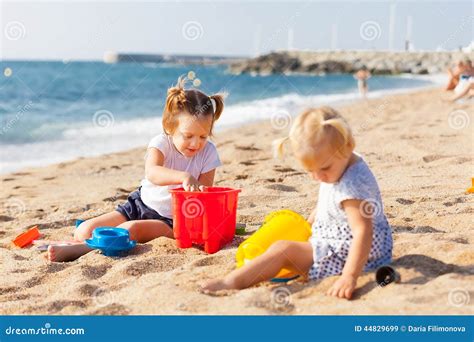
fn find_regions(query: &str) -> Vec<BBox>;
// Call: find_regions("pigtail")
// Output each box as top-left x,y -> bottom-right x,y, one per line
165,76 -> 187,114
322,119 -> 349,142
321,117 -> 355,153
209,94 -> 225,121
272,137 -> 290,159
162,76 -> 188,134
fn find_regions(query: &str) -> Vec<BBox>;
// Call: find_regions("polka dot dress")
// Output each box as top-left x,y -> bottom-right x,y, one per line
308,153 -> 393,280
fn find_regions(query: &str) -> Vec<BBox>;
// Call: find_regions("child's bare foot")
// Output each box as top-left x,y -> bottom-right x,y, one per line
46,243 -> 93,262
200,278 -> 237,292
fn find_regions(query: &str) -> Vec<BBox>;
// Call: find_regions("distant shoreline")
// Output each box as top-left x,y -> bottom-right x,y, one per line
4,50 -> 473,74
229,50 -> 474,76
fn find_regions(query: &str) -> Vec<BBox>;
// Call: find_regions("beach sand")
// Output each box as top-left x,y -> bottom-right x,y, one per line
1,88 -> 473,315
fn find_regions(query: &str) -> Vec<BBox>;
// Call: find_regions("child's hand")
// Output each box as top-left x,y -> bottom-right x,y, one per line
182,173 -> 201,192
327,274 -> 357,299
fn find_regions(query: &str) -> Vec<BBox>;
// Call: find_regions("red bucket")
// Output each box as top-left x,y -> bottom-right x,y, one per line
169,187 -> 241,254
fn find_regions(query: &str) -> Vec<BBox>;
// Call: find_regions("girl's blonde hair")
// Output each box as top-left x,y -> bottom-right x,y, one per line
162,76 -> 225,135
274,106 -> 355,169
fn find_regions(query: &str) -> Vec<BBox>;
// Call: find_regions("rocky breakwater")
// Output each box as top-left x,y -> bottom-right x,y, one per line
229,50 -> 473,75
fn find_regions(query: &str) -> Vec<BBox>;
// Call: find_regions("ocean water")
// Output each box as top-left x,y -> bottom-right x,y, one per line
0,61 -> 435,174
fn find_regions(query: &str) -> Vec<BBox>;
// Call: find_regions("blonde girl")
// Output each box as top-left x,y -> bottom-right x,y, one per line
202,106 -> 392,299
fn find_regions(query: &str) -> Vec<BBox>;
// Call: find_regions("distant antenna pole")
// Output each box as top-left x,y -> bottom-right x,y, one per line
405,15 -> 413,51
288,27 -> 294,50
331,24 -> 338,50
254,25 -> 262,56
389,3 -> 396,50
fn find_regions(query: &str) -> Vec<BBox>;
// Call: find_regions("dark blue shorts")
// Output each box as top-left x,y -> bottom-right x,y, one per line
116,188 -> 173,229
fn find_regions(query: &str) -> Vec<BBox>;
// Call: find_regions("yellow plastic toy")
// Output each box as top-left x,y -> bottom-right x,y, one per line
236,209 -> 312,279
466,178 -> 474,194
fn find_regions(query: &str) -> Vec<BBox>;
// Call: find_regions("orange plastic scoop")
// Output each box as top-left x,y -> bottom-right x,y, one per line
12,226 -> 40,248
467,178 -> 474,194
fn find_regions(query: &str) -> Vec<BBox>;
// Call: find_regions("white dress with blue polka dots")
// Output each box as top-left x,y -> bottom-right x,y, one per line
308,153 -> 393,280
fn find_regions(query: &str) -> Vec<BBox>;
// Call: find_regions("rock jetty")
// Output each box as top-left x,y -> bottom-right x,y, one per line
229,50 -> 474,75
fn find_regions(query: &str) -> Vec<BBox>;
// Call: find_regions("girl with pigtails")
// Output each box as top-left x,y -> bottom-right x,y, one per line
46,77 -> 225,262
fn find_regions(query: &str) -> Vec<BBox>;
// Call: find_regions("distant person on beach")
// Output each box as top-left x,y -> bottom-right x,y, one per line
201,107 -> 393,300
354,66 -> 371,98
447,59 -> 474,101
445,60 -> 467,91
46,77 -> 225,262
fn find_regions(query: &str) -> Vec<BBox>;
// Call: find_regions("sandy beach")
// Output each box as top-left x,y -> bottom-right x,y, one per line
1,88 -> 472,315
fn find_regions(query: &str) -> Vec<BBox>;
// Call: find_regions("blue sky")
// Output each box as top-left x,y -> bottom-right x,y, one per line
1,1 -> 473,61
